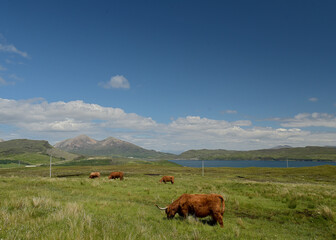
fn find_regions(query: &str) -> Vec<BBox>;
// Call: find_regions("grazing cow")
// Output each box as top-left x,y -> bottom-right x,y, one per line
156,193 -> 225,227
159,176 -> 174,184
108,171 -> 124,180
89,172 -> 100,179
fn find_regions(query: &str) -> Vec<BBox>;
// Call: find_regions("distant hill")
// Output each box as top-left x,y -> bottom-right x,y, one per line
177,146 -> 336,161
271,145 -> 293,149
54,135 -> 175,159
0,139 -> 79,166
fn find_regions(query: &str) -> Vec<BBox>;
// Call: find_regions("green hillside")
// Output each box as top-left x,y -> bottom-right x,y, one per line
178,146 -> 336,161
0,139 -> 79,167
0,139 -> 52,155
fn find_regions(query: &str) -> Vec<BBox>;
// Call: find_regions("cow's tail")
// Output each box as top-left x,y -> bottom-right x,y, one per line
218,195 -> 225,215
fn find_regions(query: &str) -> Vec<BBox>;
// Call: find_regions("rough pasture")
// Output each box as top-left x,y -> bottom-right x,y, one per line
0,164 -> 335,239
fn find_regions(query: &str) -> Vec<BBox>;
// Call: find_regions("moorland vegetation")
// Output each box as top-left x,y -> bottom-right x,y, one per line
0,162 -> 335,239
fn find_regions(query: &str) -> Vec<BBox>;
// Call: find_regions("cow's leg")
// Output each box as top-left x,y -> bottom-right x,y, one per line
181,210 -> 188,218
212,213 -> 224,228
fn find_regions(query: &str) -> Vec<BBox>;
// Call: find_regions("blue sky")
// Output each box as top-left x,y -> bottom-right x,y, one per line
1,0 -> 336,152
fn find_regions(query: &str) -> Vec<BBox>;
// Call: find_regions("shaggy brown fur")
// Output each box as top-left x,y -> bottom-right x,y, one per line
156,193 -> 225,227
89,172 -> 100,179
108,171 -> 124,180
159,176 -> 174,184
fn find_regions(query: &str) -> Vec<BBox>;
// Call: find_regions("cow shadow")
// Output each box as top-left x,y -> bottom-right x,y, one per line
162,216 -> 217,227
199,218 -> 217,226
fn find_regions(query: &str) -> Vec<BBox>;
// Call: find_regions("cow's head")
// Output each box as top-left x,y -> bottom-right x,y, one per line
155,203 -> 178,219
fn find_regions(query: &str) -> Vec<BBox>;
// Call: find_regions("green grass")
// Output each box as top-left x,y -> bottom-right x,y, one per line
0,153 -> 63,165
0,164 -> 335,239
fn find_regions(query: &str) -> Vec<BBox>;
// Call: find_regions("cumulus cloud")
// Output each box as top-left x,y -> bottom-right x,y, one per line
1,98 -> 336,151
0,43 -> 29,58
99,75 -> 130,89
281,113 -> 336,128
0,98 -> 155,132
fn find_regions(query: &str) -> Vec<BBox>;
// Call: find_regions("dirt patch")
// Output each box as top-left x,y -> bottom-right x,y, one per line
296,209 -> 314,217
56,174 -> 82,178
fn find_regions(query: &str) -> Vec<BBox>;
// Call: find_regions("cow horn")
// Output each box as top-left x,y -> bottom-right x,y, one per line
155,204 -> 167,210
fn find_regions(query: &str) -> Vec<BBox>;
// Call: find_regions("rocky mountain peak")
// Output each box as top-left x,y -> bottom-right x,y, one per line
54,135 -> 97,149
54,135 -> 172,158
100,137 -> 126,146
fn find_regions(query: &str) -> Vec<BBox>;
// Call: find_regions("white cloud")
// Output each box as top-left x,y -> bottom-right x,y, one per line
0,76 -> 15,86
99,75 -> 130,89
168,116 -> 251,132
8,74 -> 23,81
309,97 -> 318,102
0,98 -> 156,132
1,98 -> 336,151
281,113 -> 336,128
0,74 -> 22,86
224,110 -> 237,114
0,43 -> 29,58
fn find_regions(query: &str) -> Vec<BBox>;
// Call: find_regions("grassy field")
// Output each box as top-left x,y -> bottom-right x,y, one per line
0,163 -> 335,239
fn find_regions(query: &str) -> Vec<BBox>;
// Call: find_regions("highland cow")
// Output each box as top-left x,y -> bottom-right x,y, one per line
159,176 -> 174,184
156,193 -> 225,227
108,171 -> 124,180
89,172 -> 100,179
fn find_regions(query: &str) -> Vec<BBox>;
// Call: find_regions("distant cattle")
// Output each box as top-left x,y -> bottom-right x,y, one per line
89,172 -> 100,179
108,171 -> 124,180
159,176 -> 174,184
156,193 -> 225,227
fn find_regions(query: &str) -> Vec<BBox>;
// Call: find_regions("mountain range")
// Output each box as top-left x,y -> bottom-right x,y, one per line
1,135 -> 336,163
178,146 -> 336,161
54,135 -> 175,159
